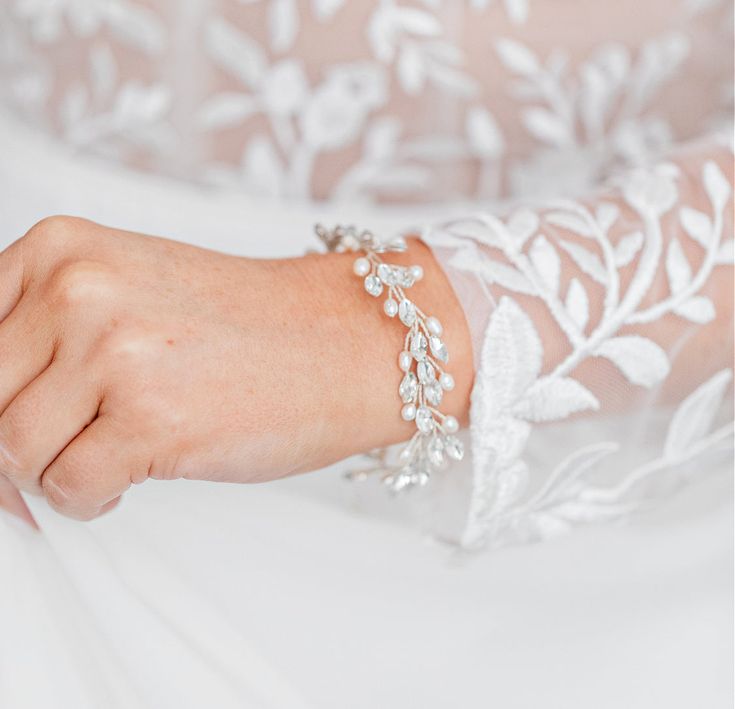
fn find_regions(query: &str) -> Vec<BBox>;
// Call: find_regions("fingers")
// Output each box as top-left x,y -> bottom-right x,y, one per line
41,416 -> 146,521
0,237 -> 25,321
0,362 -> 101,495
0,293 -> 56,413
0,474 -> 38,530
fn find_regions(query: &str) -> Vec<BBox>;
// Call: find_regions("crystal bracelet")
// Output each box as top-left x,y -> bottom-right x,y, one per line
315,224 -> 464,493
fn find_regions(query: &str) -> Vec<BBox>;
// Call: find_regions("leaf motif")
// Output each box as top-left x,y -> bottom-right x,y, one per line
614,231 -> 643,267
512,376 -> 599,422
664,369 -> 732,460
559,240 -> 607,284
503,0 -> 529,24
522,108 -> 572,147
205,17 -> 267,89
269,0 -> 299,52
716,240 -> 734,265
312,0 -> 345,20
665,237 -> 691,294
595,202 -> 620,233
477,296 -> 543,410
396,7 -> 442,35
546,211 -> 594,237
565,278 -> 589,331
397,43 -> 425,94
90,43 -> 117,100
428,63 -> 478,97
506,208 -> 539,249
595,336 -> 670,388
679,206 -> 712,248
466,107 -> 504,158
242,135 -> 283,198
495,38 -> 540,75
673,296 -> 716,323
531,442 -> 619,507
529,235 -> 560,294
450,250 -> 537,294
197,92 -> 257,129
703,160 -> 731,211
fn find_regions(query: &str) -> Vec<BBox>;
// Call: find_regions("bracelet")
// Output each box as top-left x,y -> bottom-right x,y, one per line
315,224 -> 464,492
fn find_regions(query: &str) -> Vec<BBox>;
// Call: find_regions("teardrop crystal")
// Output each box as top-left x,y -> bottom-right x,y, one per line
427,436 -> 444,467
424,381 -> 443,406
417,360 -> 435,385
415,406 -> 434,434
377,263 -> 398,285
429,336 -> 449,363
399,372 -> 418,403
410,332 -> 428,361
364,275 -> 383,297
398,299 -> 416,326
444,435 -> 464,461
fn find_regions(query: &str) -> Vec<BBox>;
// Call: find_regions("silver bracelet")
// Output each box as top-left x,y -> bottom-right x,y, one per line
315,224 -> 464,492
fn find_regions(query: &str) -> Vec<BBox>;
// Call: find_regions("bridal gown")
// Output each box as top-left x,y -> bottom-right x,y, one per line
0,1 -> 733,707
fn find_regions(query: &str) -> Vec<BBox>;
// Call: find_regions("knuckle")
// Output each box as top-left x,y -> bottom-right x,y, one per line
95,323 -> 161,371
45,260 -> 117,308
25,215 -> 88,249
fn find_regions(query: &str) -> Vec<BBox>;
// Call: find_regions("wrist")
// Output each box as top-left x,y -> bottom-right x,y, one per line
270,237 -> 473,472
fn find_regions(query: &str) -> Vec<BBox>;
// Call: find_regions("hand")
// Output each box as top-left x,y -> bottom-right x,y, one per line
0,217 -> 472,521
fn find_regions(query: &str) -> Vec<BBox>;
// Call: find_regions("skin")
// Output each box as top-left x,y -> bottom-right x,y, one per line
0,216 -> 473,524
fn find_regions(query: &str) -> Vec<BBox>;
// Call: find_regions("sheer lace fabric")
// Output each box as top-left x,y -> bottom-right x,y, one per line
0,0 -> 732,548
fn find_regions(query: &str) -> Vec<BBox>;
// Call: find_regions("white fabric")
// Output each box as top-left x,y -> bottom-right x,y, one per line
0,112 -> 732,709
0,0 -> 733,704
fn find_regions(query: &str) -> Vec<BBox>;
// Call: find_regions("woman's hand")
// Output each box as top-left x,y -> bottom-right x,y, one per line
0,217 -> 472,521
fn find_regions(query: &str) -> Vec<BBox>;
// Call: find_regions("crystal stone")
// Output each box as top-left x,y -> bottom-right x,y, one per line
377,263 -> 398,285
424,381 -> 443,406
398,299 -> 416,326
429,336 -> 448,363
427,436 -> 444,467
399,372 -> 418,403
444,435 -> 464,461
400,270 -> 415,288
410,332 -> 428,361
415,406 -> 434,434
364,275 -> 383,297
417,360 -> 435,385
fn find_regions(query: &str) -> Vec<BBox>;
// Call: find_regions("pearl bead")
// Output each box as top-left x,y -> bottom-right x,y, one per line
425,316 -> 443,337
443,415 -> 459,434
410,264 -> 424,281
401,404 -> 417,421
384,298 -> 398,317
353,257 -> 371,277
440,373 -> 455,391
399,351 -> 413,371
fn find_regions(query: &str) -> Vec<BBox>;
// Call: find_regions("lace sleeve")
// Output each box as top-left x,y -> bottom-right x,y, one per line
423,132 -> 734,549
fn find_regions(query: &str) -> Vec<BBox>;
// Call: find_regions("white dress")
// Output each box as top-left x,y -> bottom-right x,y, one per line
0,2 -> 732,707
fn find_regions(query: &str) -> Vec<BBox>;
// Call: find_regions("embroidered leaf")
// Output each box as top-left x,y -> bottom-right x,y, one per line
492,460 -> 529,512
703,160 -> 731,211
522,108 -> 572,146
483,261 -> 537,294
679,206 -> 712,248
398,43 -> 425,94
716,239 -> 734,264
665,237 -> 691,294
466,107 -> 504,158
512,376 -> 599,422
565,277 -> 589,331
205,17 -> 267,89
546,211 -> 594,237
269,0 -> 299,52
396,7 -> 442,35
673,296 -> 716,323
197,93 -> 257,129
595,336 -> 670,388
495,38 -> 540,75
503,0 -> 529,24
614,231 -> 643,267
529,235 -> 560,295
243,135 -> 283,198
478,296 -> 543,409
506,208 -> 539,249
532,442 -> 619,507
559,240 -> 607,284
312,0 -> 345,20
664,369 -> 732,461
595,202 -> 620,233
